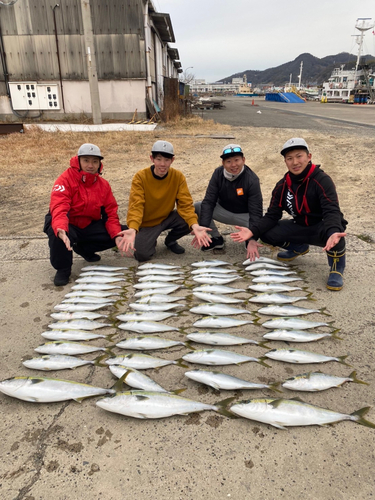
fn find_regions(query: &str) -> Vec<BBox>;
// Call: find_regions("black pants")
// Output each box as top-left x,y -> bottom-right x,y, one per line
44,213 -> 127,271
260,219 -> 346,253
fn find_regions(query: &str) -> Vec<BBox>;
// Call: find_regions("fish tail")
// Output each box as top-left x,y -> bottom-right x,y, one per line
320,306 -> 331,316
111,371 -> 130,393
258,357 -> 272,368
171,388 -> 187,395
184,341 -> 196,350
214,396 -> 239,419
174,358 -> 189,368
94,353 -> 110,367
258,341 -> 271,349
350,407 -> 375,428
349,371 -> 369,386
331,329 -> 343,340
268,382 -> 283,393
338,355 -> 352,367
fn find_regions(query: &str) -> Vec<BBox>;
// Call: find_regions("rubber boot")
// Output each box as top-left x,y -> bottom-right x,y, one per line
326,248 -> 345,291
277,243 -> 310,262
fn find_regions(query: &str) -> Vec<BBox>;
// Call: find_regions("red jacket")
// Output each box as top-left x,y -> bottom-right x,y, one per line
50,156 -> 122,238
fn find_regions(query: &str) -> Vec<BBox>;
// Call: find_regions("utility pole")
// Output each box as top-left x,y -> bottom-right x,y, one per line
80,0 -> 102,124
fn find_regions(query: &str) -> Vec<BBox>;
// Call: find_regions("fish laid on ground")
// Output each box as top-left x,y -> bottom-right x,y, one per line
65,291 -> 120,298
249,293 -> 306,304
264,348 -> 349,365
243,257 -> 289,267
116,311 -> 176,322
129,302 -> 185,312
41,330 -> 107,341
134,286 -> 183,297
263,330 -> 340,343
261,318 -> 329,330
80,271 -> 124,277
257,305 -> 320,316
252,275 -> 303,284
96,391 -> 217,419
282,371 -> 368,392
136,269 -> 184,276
23,355 -> 95,371
245,263 -> 288,271
193,316 -> 253,329
118,321 -> 179,334
54,303 -> 111,312
48,319 -> 111,330
191,260 -> 230,267
190,304 -> 251,316
186,332 -> 263,346
250,269 -> 297,276
182,349 -> 268,366
50,311 -> 106,321
134,282 -> 182,290
0,377 -> 113,402
193,276 -> 240,285
138,275 -> 184,282
191,267 -> 236,275
136,293 -> 184,303
248,283 -> 302,293
193,285 -> 246,294
193,292 -> 243,304
35,341 -> 108,355
109,365 -> 168,392
76,276 -> 126,284
138,263 -> 181,270
72,284 -> 122,291
82,265 -> 128,271
116,336 -> 185,350
105,353 -> 177,369
63,297 -> 115,304
229,398 -> 375,429
185,370 -> 278,391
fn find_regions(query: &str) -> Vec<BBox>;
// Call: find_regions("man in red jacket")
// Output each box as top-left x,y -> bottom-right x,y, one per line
44,143 -> 126,286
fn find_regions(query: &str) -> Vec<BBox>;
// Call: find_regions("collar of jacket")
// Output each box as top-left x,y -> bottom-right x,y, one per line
70,155 -> 100,185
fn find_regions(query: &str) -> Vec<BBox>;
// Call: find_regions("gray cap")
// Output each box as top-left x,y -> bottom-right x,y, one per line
77,143 -> 103,159
220,143 -> 243,159
151,140 -> 174,157
280,138 -> 309,156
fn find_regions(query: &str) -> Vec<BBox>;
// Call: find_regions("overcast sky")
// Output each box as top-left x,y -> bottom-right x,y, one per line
154,0 -> 375,83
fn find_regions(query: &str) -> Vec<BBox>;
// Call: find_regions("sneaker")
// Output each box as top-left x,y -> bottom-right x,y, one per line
73,244 -> 101,262
165,241 -> 185,254
54,269 -> 71,286
202,236 -> 225,252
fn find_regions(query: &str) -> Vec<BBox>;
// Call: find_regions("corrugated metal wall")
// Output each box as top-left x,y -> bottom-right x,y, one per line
0,0 -> 146,81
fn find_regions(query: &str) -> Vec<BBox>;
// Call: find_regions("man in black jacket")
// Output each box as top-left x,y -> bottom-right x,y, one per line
195,144 -> 263,252
230,138 -> 347,291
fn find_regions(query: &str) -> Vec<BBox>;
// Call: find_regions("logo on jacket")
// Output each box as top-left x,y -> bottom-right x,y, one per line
286,190 -> 296,217
236,188 -> 244,196
53,184 -> 65,192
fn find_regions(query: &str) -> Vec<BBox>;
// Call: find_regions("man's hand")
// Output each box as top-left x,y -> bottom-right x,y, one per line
57,228 -> 72,251
230,226 -> 253,243
116,228 -> 136,256
323,232 -> 346,252
190,224 -> 212,249
246,239 -> 263,261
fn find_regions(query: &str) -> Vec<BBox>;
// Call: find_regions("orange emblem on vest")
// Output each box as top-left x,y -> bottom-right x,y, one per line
236,188 -> 244,196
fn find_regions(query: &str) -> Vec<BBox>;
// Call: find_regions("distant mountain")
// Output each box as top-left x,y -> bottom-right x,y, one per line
219,52 -> 375,86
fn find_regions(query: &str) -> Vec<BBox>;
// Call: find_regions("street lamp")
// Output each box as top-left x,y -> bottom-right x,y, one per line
183,66 -> 194,84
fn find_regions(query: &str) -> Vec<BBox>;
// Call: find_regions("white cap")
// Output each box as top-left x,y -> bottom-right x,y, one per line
78,143 -> 103,159
280,138 -> 309,156
151,140 -> 174,156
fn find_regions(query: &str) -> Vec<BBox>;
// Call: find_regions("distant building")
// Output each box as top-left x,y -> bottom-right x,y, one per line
189,82 -> 240,94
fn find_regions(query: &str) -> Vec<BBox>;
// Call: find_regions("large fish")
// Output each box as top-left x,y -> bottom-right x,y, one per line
257,305 -> 321,316
193,316 -> 253,329
50,311 -> 106,321
138,263 -> 181,270
63,297 -> 115,304
261,318 -> 329,330
35,341 -> 108,355
245,263 -> 288,271
0,376 -> 113,403
65,291 -> 120,298
191,267 -> 236,275
186,332 -> 264,346
54,303 -> 110,312
116,336 -> 185,350
249,293 -> 306,304
41,330 -> 107,341
229,398 -> 375,429
193,292 -> 243,304
252,275 -> 303,284
80,271 -> 124,277
72,284 -> 122,291
129,302 -> 185,312
105,353 -> 177,369
182,349 -> 269,366
191,260 -> 230,267
193,276 -> 239,285
248,283 -> 302,293
109,365 -> 168,392
282,371 -> 368,392
82,265 -> 128,271
264,348 -> 350,365
133,282 -> 179,290
138,275 -> 183,282
96,391 -> 218,419
76,276 -> 126,284
48,319 -> 111,330
243,257 -> 288,267
185,370 -> 278,391
118,321 -> 179,334
134,285 -> 182,295
192,285 -> 245,294
263,330 -> 340,343
116,311 -> 176,322
190,304 -> 251,316
250,269 -> 297,276
23,355 -> 95,371
136,269 -> 184,276
136,293 -> 184,302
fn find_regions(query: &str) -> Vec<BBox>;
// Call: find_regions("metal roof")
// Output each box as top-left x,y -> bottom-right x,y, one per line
150,12 -> 175,43
167,46 -> 180,61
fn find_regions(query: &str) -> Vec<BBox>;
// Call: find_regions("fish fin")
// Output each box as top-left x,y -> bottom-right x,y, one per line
111,371 -> 130,393
331,329 -> 343,340
94,353 -> 110,367
269,398 -> 285,408
349,371 -> 369,386
174,358 -> 189,368
215,396 -> 237,408
171,388 -> 187,395
350,407 -> 375,428
258,357 -> 271,368
320,306 -> 331,316
338,355 -> 352,367
72,397 -> 85,403
272,422 -> 288,430
214,397 -> 239,419
258,341 -> 271,349
268,382 -> 283,393
290,396 -> 305,402
184,341 -> 196,351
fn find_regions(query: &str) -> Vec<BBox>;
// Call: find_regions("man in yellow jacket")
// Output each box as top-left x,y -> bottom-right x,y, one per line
118,141 -> 212,261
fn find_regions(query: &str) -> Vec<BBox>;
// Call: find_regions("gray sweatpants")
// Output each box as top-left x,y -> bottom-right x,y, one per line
194,201 -> 249,238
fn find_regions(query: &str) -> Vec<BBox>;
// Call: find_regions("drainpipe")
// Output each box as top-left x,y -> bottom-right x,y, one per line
143,1 -> 152,102
52,4 -> 65,112
0,0 -> 19,96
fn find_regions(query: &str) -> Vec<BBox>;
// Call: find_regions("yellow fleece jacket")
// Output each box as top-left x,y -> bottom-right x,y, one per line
127,166 -> 198,231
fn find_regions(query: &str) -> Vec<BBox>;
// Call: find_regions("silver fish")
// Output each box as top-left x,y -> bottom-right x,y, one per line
80,271 -> 124,277
136,269 -> 184,276
193,316 -> 253,329
136,293 -> 184,303
243,257 -> 288,267
116,312 -> 176,322
191,260 -> 230,267
72,284 -> 122,291
190,304 -> 251,316
82,265 -> 128,271
134,282 -> 182,290
134,286 -> 182,297
65,291 -> 120,298
185,370 -> 277,391
23,355 -> 95,371
129,302 -> 185,312
182,349 -> 267,366
138,263 -> 181,270
76,276 -> 126,283
193,276 -> 239,285
35,341 -> 107,355
105,353 -> 177,369
250,269 -> 297,276
248,283 -> 302,293
51,311 -> 105,321
41,330 -> 106,341
261,318 -> 329,330
249,293 -> 306,304
186,332 -> 262,346
193,285 -> 245,294
264,348 -> 349,365
253,275 -> 303,283
118,321 -> 178,334
245,263 -> 288,271
54,303 -> 110,312
191,267 -> 236,275
63,297 -> 115,304
257,305 -> 320,316
282,371 -> 368,392
109,365 -> 168,392
263,330 -> 339,343
48,320 -> 111,330
229,398 -> 375,429
0,376 -> 113,403
116,336 -> 185,350
96,391 -> 217,419
193,292 -> 243,304
137,275 -> 183,282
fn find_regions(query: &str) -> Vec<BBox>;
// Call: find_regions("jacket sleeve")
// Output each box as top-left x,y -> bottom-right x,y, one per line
50,172 -> 73,236
247,174 -> 263,227
199,169 -> 220,227
313,174 -> 346,236
127,173 -> 146,232
249,180 -> 284,240
176,174 -> 198,228
102,184 -> 122,238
